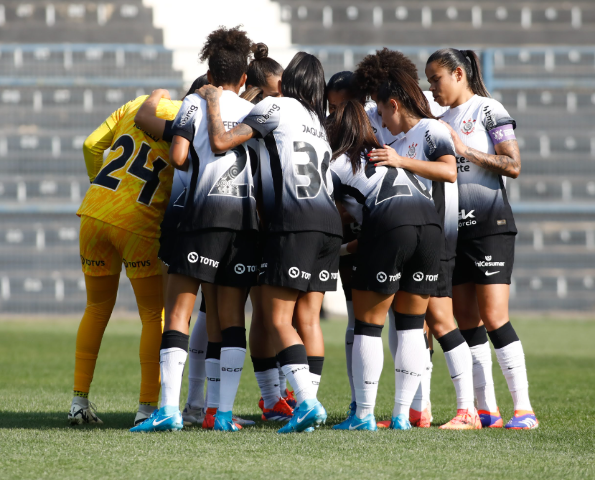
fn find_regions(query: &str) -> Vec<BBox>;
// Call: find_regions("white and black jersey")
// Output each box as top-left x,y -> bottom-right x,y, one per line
243,96 -> 342,236
440,94 -> 517,240
161,169 -> 189,233
170,91 -> 258,232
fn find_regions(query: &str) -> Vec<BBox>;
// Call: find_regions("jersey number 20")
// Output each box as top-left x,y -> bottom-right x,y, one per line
93,134 -> 167,206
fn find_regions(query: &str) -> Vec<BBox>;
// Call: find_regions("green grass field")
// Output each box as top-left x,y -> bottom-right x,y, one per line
0,317 -> 594,479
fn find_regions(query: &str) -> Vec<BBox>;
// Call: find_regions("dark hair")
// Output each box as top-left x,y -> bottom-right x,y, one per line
184,74 -> 209,98
326,71 -> 365,104
325,100 -> 381,174
246,43 -> 283,88
427,48 -> 490,98
377,68 -> 436,120
241,86 -> 263,104
199,26 -> 253,86
354,48 -> 419,96
281,52 -> 327,125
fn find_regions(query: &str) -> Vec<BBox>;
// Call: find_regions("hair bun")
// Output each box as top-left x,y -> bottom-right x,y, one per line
253,43 -> 269,60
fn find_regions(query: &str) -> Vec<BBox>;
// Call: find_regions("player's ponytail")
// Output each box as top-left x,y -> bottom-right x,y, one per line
377,68 -> 436,120
282,52 -> 327,126
325,100 -> 381,174
246,43 -> 283,89
427,48 -> 491,98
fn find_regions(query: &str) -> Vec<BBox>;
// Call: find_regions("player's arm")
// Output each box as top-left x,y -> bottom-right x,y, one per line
134,89 -> 171,140
169,136 -> 190,171
82,122 -> 114,182
369,145 -> 457,183
439,119 -> 521,179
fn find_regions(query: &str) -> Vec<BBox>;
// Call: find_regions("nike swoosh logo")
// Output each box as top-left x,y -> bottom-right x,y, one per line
485,271 -> 500,276
349,422 -> 366,430
153,415 -> 175,426
297,406 -> 316,423
451,373 -> 462,379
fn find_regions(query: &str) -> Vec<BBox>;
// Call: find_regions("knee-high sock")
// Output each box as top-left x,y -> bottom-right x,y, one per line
411,336 -> 432,413
205,341 -> 221,409
130,275 -> 164,405
159,330 -> 189,408
277,363 -> 287,397
252,356 -> 281,409
278,344 -> 314,406
393,312 -> 426,417
387,309 -> 398,361
488,322 -> 532,411
186,308 -> 207,410
308,356 -> 324,398
437,329 -> 475,411
219,327 -> 246,413
345,300 -> 356,403
353,319 -> 384,419
73,274 -> 119,396
461,326 -> 498,412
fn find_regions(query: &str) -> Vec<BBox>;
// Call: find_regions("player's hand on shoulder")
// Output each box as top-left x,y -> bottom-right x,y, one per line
196,85 -> 223,100
150,89 -> 171,100
439,120 -> 464,154
368,145 -> 403,168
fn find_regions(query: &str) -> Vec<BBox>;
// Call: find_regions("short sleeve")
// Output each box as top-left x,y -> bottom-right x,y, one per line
481,99 -> 517,145
170,94 -> 201,142
162,120 -> 174,142
423,123 -> 456,161
243,97 -> 281,138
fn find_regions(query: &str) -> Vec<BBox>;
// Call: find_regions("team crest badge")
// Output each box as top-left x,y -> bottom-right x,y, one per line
485,256 -> 492,261
407,143 -> 418,158
461,118 -> 476,135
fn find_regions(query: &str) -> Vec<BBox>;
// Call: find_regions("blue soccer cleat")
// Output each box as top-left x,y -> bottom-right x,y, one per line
389,413 -> 412,430
130,406 -> 183,433
214,410 -> 240,432
332,401 -> 357,430
504,410 -> 539,430
333,413 -> 378,431
277,399 -> 327,434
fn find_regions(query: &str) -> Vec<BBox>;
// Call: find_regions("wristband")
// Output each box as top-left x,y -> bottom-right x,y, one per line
339,243 -> 351,256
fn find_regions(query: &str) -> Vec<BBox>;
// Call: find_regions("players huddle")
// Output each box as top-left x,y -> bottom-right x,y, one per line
68,26 -> 538,434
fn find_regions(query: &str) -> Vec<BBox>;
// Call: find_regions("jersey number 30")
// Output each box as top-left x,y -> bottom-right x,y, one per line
93,134 -> 167,206
293,141 -> 330,199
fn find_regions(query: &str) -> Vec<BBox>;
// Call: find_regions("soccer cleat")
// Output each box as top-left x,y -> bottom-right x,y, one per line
214,410 -> 239,432
504,410 -> 539,430
389,414 -> 412,430
130,406 -> 183,433
332,401 -> 357,430
284,390 -> 297,409
68,397 -> 103,425
439,409 -> 482,430
478,408 -> 504,428
202,407 -> 242,429
262,398 -> 294,422
277,399 -> 327,434
182,404 -> 205,426
232,415 -> 255,427
134,404 -> 157,426
332,413 -> 378,431
410,401 -> 432,428
258,397 -> 265,412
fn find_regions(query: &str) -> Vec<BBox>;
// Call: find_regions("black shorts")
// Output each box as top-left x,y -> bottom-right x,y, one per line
158,230 -> 176,267
434,257 -> 455,298
259,231 -> 341,292
452,233 -> 515,286
168,228 -> 260,287
339,254 -> 357,301
353,225 -> 441,295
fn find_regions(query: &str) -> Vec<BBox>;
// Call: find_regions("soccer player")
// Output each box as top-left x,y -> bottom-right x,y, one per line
328,70 -> 456,431
68,92 -> 181,426
198,52 -> 342,433
425,49 -> 538,430
131,26 -> 258,433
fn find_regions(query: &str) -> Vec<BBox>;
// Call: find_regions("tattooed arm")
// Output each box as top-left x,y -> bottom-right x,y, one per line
440,120 -> 521,179
198,85 -> 256,154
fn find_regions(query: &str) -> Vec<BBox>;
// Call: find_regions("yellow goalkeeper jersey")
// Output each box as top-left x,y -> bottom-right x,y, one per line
77,95 -> 182,238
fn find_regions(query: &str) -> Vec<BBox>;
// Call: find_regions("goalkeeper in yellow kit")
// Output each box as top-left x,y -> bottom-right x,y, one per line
68,91 -> 181,426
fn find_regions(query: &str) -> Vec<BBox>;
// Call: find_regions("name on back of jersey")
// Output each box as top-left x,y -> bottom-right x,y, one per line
302,124 -> 327,141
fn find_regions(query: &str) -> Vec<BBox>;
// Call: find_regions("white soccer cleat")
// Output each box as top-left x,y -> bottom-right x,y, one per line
134,404 -> 158,426
182,404 -> 205,426
68,397 -> 103,425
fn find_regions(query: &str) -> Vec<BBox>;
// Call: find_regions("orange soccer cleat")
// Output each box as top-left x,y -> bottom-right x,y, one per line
439,409 -> 482,430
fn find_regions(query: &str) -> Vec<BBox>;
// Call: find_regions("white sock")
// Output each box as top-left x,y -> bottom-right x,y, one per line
411,347 -> 432,412
277,363 -> 287,397
281,364 -> 314,406
159,347 -> 188,408
444,343 -> 475,411
495,341 -> 532,411
470,342 -> 498,412
255,369 -> 281,409
218,347 -> 246,413
393,329 -> 426,417
353,333 -> 384,418
345,300 -> 355,403
310,372 -> 321,397
205,358 -> 220,409
186,312 -> 207,410
388,309 -> 398,360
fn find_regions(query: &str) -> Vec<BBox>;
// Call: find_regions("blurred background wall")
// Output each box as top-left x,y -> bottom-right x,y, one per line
0,0 -> 594,315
